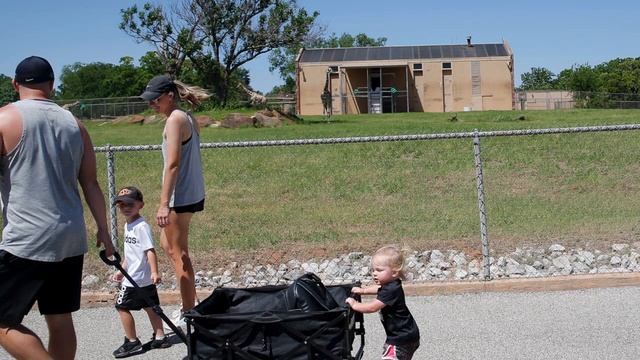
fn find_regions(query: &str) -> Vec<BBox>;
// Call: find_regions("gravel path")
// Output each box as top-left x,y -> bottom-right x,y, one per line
1,286 -> 639,359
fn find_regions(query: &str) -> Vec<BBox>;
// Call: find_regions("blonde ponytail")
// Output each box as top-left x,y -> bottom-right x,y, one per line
173,80 -> 210,107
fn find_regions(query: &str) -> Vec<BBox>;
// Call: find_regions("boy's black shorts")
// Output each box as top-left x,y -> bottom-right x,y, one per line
0,250 -> 83,326
115,284 -> 160,311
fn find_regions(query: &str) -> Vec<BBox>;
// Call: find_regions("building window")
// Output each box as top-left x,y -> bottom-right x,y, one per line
412,63 -> 422,71
442,62 -> 452,69
329,66 -> 339,73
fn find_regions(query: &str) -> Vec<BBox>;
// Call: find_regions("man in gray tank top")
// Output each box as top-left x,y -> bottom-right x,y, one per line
0,56 -> 114,360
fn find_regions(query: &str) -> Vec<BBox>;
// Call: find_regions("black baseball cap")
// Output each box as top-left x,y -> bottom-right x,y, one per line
14,56 -> 54,84
140,74 -> 176,101
113,186 -> 144,205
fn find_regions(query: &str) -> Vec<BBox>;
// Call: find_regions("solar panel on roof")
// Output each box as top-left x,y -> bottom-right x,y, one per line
372,47 -> 391,60
298,43 -> 507,62
367,47 -> 380,60
476,46 -> 488,57
303,50 -> 322,62
462,46 -> 475,57
341,48 -> 359,61
486,45 -> 498,57
330,49 -> 345,62
391,46 -> 414,60
430,46 -> 442,58
411,46 -> 420,59
452,46 -> 464,58
441,46 -> 453,58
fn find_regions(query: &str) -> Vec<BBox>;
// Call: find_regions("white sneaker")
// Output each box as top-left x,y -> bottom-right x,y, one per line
164,309 -> 185,331
164,299 -> 199,331
170,305 -> 182,320
170,299 -> 198,318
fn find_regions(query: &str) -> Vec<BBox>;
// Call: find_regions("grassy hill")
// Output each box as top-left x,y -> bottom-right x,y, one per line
83,109 -> 640,271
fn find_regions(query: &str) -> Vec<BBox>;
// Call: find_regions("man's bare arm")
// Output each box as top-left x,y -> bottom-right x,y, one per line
76,120 -> 114,257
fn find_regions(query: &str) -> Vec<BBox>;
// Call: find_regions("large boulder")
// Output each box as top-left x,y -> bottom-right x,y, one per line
273,109 -> 300,124
253,112 -> 282,128
221,113 -> 254,128
143,114 -> 164,125
126,114 -> 146,124
194,115 -> 214,128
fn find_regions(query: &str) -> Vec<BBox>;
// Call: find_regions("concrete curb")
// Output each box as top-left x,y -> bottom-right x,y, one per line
82,272 -> 640,308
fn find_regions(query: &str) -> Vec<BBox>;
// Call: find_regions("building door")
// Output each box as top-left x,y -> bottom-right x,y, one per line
442,70 -> 453,112
369,70 -> 382,113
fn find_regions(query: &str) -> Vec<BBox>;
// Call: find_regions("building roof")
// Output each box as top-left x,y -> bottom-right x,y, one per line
299,43 -> 510,63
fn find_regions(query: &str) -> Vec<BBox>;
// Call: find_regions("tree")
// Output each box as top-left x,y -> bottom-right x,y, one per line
321,32 -> 387,48
596,57 -> 640,94
268,32 -> 387,94
58,57 -> 148,99
120,1 -> 204,77
0,75 -> 18,106
519,67 -> 556,90
121,0 -> 318,105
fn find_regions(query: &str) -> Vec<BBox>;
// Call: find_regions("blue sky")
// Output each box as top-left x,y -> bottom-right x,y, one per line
1,1 -> 638,93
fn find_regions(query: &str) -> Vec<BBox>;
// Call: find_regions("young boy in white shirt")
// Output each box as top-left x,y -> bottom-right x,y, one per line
111,186 -> 171,358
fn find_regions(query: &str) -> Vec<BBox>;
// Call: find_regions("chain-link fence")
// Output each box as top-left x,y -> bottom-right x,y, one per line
57,96 -> 297,120
93,124 -> 640,288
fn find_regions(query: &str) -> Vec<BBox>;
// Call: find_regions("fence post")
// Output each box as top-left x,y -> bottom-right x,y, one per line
473,130 -> 491,280
105,144 -> 118,247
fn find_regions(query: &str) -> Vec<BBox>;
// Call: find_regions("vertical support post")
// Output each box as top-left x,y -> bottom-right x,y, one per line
339,68 -> 345,115
405,66 -> 410,112
366,68 -> 370,114
473,131 -> 491,280
379,68 -> 383,114
105,144 -> 118,247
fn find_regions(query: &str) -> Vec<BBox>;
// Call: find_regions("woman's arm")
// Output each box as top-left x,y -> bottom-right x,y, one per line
157,112 -> 185,227
77,120 -> 114,257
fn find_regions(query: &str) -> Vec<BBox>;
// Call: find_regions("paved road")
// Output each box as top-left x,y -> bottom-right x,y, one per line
1,286 -> 640,359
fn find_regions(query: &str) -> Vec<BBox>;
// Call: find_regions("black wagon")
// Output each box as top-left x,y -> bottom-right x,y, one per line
183,273 -> 365,360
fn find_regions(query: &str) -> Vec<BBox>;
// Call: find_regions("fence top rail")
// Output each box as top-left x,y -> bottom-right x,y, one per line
94,123 -> 640,152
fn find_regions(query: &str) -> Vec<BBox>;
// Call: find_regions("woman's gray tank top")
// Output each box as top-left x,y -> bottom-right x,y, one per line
161,110 -> 205,207
0,99 -> 87,262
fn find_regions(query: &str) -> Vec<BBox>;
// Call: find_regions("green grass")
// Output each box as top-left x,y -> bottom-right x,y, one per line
83,109 -> 640,266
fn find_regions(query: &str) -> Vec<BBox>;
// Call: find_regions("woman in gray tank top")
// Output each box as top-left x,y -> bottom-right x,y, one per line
140,75 -> 209,326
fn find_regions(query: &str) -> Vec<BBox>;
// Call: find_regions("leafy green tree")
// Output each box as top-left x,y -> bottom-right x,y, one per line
519,67 -> 556,90
596,57 -> 640,94
120,1 -> 204,77
138,51 -> 167,78
120,0 -> 318,105
0,75 -> 18,106
58,57 -> 148,99
322,32 -> 387,48
566,64 -> 599,92
268,32 -> 387,94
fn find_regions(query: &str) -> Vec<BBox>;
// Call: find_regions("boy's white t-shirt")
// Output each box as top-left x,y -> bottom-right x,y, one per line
122,216 -> 155,288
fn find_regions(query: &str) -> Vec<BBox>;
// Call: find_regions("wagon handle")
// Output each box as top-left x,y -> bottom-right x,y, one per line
100,249 -> 121,266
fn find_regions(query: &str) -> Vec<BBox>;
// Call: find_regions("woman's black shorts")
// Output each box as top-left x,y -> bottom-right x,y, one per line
171,198 -> 205,214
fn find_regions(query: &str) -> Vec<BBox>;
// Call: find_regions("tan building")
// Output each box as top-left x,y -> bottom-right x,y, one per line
296,40 -> 515,115
516,90 -> 575,110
